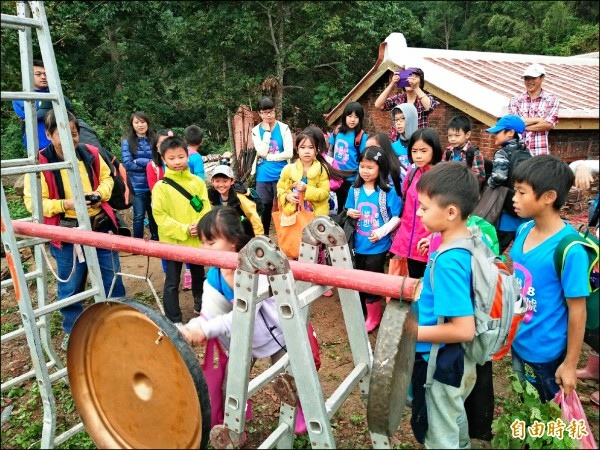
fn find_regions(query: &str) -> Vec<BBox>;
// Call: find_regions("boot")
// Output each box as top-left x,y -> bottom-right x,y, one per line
365,301 -> 382,333
576,351 -> 599,381
245,398 -> 253,421
295,403 -> 307,435
183,268 -> 192,290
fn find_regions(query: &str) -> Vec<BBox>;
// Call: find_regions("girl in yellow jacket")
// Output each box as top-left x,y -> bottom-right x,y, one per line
277,127 -> 351,217
152,136 -> 211,324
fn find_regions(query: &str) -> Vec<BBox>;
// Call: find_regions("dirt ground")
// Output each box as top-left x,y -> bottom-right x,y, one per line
1,203 -> 599,449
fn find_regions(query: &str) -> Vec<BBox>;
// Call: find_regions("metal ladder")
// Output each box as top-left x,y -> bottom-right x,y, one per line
209,217 -> 391,449
1,1 -> 107,447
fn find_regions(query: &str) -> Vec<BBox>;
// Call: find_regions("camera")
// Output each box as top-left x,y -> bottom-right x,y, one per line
85,194 -> 102,204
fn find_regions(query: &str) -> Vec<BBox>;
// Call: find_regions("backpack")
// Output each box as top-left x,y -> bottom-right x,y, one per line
233,180 -> 264,216
428,226 -> 525,366
553,225 -> 599,330
78,119 -> 134,210
502,144 -> 532,215
83,143 -> 134,210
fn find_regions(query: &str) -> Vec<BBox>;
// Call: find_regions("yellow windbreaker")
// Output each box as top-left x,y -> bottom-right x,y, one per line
277,160 -> 330,217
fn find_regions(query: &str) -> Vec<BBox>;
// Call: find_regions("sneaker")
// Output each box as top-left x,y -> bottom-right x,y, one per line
323,289 -> 334,297
183,271 -> 192,290
61,334 -> 70,351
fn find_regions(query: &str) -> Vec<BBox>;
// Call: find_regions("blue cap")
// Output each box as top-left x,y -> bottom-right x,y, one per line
486,115 -> 526,134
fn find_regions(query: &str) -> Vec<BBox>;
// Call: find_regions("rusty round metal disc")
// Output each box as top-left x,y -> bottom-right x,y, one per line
67,298 -> 211,449
367,299 -> 418,436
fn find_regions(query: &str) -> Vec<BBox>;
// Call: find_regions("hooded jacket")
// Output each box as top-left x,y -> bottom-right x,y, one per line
151,167 -> 211,246
391,103 -> 418,147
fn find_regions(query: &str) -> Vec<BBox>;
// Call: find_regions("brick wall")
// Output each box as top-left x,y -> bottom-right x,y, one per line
354,78 -> 599,161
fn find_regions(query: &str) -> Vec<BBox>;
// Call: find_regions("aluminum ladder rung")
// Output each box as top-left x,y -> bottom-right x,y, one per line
1,268 -> 42,289
33,288 -> 100,319
1,91 -> 58,102
324,362 -> 369,419
0,318 -> 45,343
1,360 -> 61,392
53,423 -> 86,447
15,237 -> 51,249
0,12 -> 42,29
1,160 -> 73,177
1,156 -> 36,168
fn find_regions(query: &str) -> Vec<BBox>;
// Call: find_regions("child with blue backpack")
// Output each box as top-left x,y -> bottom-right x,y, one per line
344,146 -> 401,332
328,101 -> 369,211
409,162 -> 480,448
510,155 -> 589,402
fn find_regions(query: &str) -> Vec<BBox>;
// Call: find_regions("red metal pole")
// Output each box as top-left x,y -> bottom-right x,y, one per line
11,221 -> 420,301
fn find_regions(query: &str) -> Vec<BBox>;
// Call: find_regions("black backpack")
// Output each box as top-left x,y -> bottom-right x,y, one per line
233,180 -> 264,216
502,144 -> 532,216
78,119 -> 134,210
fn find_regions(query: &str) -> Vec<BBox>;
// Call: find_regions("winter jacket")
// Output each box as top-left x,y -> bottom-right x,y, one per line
390,165 -> 432,262
487,139 -> 530,189
187,272 -> 285,359
391,103 -> 418,147
121,136 -> 153,191
250,121 -> 294,176
207,186 -> 264,236
151,167 -> 211,246
276,160 -> 330,217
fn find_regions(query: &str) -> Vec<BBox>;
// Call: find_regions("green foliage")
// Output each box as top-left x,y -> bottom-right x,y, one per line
492,373 -> 577,449
7,196 -> 31,220
1,0 -> 598,156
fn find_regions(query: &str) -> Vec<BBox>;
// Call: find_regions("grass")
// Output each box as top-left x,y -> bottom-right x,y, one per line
6,195 -> 31,220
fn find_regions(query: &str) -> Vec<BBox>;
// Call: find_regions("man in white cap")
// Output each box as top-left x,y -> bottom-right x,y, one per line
508,63 -> 560,156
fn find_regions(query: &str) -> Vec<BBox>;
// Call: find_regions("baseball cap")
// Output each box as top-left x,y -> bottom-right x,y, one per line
522,64 -> 545,78
212,164 -> 234,179
486,115 -> 526,134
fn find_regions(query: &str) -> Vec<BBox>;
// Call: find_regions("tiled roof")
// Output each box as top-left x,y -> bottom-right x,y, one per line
326,33 -> 599,127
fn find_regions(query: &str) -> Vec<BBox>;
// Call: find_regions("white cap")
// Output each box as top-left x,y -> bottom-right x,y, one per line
212,164 -> 234,179
522,64 -> 545,78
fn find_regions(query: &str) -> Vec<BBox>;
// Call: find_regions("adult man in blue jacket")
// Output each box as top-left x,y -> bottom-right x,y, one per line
12,59 -> 72,151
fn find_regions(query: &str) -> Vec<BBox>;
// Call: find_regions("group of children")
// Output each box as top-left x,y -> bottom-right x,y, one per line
194,96 -> 591,447
44,94 -> 591,446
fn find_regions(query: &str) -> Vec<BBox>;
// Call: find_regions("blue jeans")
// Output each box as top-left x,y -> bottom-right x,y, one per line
512,347 -> 564,402
50,242 -> 126,334
133,190 -> 158,240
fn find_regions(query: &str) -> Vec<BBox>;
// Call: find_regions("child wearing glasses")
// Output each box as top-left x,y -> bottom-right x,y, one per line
251,96 -> 293,235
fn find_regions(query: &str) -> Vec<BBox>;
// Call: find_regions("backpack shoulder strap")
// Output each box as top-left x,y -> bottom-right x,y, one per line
162,177 -> 193,201
355,129 -> 365,149
553,228 -> 599,292
401,167 -> 418,201
379,189 -> 389,223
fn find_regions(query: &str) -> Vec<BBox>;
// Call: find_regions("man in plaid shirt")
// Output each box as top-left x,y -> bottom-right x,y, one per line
508,64 -> 559,156
375,67 -> 439,141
